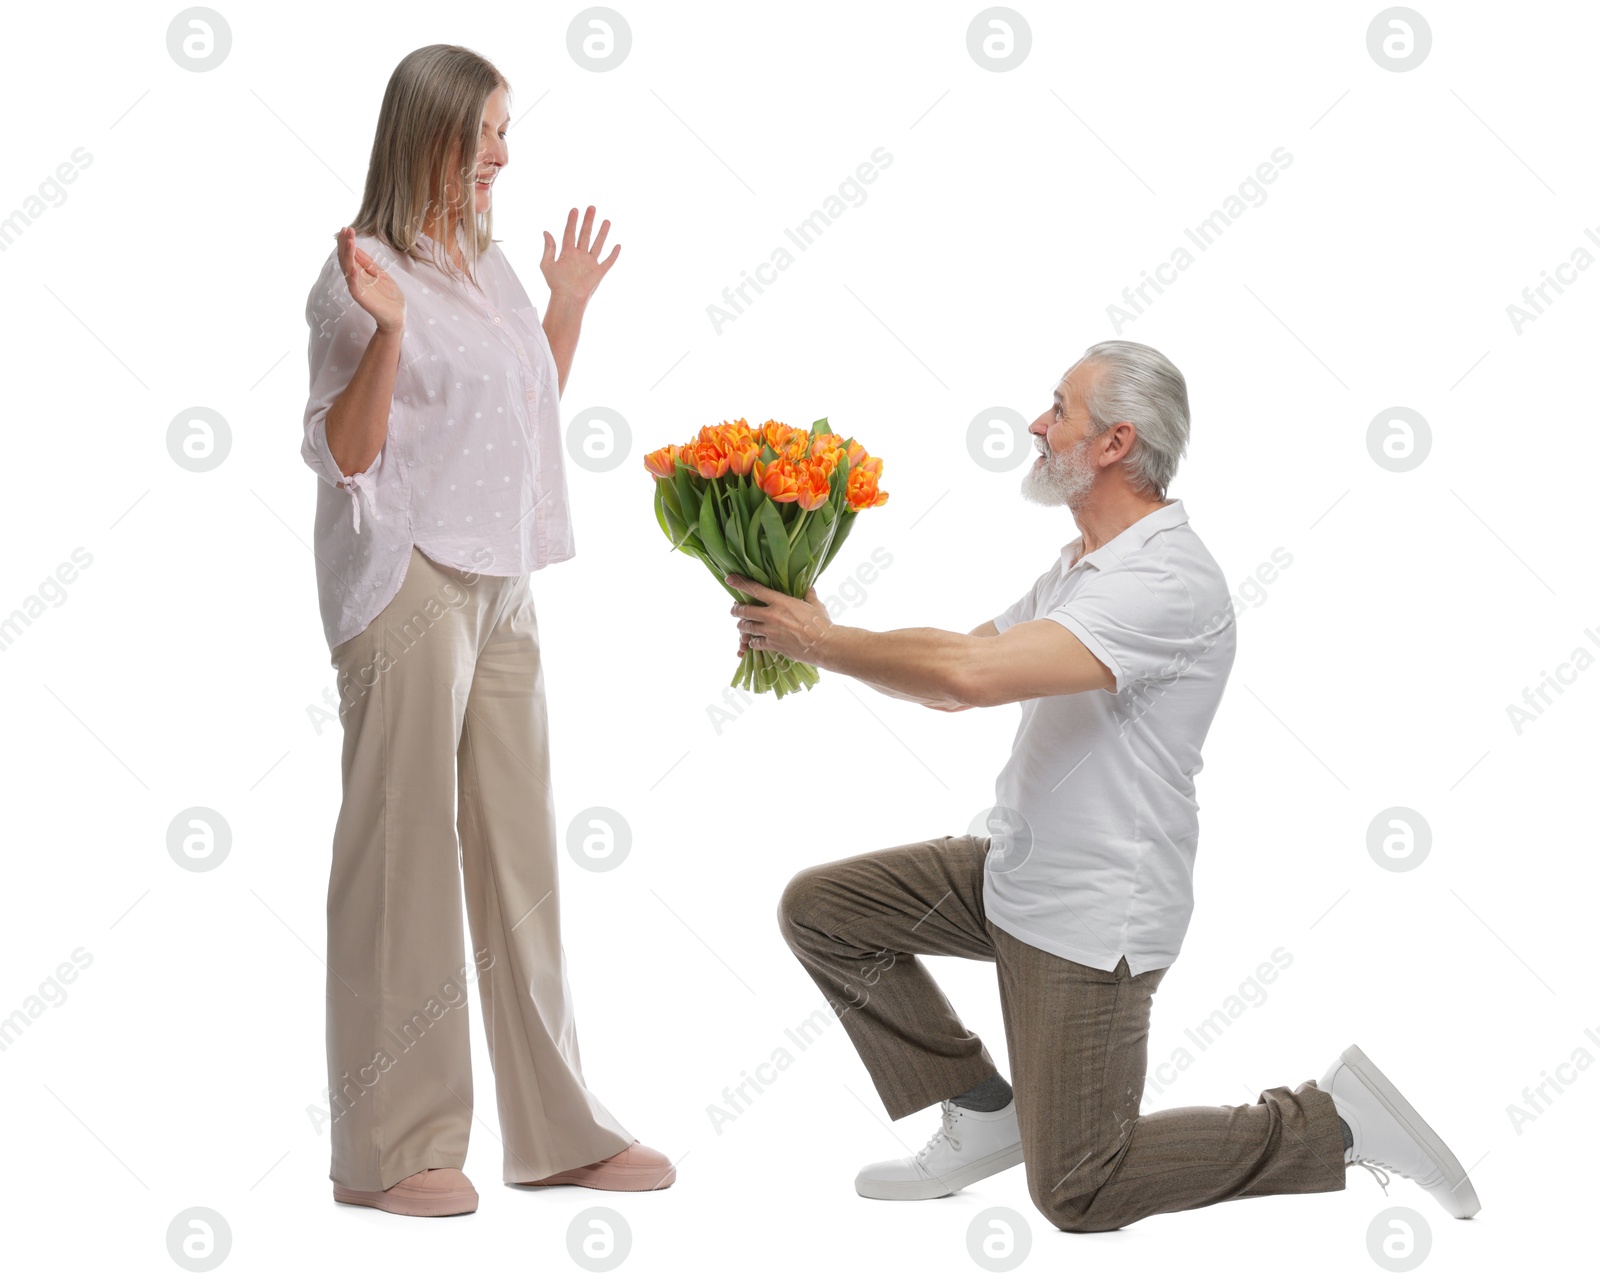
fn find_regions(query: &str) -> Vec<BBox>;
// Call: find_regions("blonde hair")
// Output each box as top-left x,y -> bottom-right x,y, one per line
351,44 -> 508,289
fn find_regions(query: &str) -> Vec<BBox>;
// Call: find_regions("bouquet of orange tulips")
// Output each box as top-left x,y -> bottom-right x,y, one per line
644,417 -> 889,697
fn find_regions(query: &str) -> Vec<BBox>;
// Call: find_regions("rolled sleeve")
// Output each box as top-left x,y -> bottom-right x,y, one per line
302,261 -> 386,531
302,406 -> 381,491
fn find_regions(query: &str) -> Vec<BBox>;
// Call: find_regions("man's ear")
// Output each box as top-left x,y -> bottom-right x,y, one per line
1101,421 -> 1138,465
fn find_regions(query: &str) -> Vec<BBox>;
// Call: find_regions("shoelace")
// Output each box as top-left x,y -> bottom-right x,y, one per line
1350,1156 -> 1395,1196
915,1101 -> 963,1165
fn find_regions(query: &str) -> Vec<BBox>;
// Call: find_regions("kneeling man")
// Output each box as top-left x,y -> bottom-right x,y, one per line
728,339 -> 1478,1231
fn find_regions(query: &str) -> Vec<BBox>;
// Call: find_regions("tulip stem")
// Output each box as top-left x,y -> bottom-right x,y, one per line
730,647 -> 818,699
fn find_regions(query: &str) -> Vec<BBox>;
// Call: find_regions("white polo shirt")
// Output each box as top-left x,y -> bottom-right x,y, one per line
983,499 -> 1236,975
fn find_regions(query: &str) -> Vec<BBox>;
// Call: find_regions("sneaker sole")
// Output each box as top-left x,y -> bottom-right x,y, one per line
855,1142 -> 1025,1201
1340,1044 -> 1480,1218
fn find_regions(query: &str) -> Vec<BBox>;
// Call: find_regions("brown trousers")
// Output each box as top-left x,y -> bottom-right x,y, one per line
778,833 -> 1346,1231
324,545 -> 632,1191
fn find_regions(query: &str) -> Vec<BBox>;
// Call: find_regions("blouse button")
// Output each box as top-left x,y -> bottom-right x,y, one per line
493,316 -> 502,324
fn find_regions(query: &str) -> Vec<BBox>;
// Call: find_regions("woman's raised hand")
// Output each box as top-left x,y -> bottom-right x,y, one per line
335,226 -> 406,334
540,206 -> 621,305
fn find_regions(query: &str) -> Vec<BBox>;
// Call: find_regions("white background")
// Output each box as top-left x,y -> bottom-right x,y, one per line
1,1 -> 1594,1275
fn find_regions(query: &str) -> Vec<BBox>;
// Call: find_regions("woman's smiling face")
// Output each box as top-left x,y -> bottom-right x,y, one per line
470,86 -> 511,214
439,85 -> 510,220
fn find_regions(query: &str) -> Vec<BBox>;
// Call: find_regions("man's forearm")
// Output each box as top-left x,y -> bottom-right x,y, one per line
812,625 -> 973,704
862,676 -> 921,701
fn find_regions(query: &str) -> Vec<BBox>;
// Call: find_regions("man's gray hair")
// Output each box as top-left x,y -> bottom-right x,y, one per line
1075,340 -> 1190,498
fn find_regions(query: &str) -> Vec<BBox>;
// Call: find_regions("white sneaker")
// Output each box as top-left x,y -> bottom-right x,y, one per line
1318,1043 -> 1480,1218
855,1099 -> 1024,1200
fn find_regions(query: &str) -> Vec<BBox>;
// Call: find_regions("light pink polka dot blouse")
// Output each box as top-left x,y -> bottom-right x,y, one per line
301,226 -> 574,650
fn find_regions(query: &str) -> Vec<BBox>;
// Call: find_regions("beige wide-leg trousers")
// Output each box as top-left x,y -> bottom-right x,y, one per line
324,544 -> 633,1191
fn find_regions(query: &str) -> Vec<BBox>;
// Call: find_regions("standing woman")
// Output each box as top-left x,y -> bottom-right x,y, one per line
301,44 -> 673,1217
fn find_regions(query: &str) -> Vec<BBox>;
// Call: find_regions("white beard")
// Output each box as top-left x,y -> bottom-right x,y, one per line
1021,434 -> 1096,509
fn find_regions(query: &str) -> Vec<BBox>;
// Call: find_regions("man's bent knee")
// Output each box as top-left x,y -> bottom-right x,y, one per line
776,864 -> 829,947
1031,1186 -> 1137,1233
1028,1153 -> 1135,1233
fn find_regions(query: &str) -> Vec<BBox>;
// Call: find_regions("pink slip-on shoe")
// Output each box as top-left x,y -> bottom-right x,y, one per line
514,1141 -> 676,1192
333,1167 -> 479,1216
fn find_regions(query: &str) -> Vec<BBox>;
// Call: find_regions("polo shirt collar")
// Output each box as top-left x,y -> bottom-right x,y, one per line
1061,498 -> 1189,572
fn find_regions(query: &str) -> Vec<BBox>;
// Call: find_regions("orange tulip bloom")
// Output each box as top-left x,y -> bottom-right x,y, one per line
688,435 -> 730,479
847,456 -> 889,510
725,436 -> 759,476
713,419 -> 748,449
759,420 -> 799,455
643,443 -> 680,479
812,445 -> 845,476
796,457 -> 833,511
756,456 -> 801,503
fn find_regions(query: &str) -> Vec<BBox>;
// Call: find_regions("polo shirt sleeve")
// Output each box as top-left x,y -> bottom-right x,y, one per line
992,566 -> 1053,633
1045,565 -> 1195,695
302,256 -> 387,489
